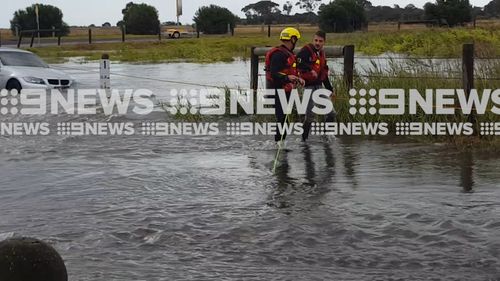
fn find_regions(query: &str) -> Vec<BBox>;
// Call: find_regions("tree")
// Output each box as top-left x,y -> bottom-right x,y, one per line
194,5 -> 238,34
357,0 -> 372,8
163,21 -> 179,26
10,4 -> 69,36
295,0 -> 322,13
102,22 -> 111,27
242,1 -> 281,23
424,0 -> 472,26
365,3 -> 424,22
471,6 -> 485,18
484,0 -> 500,17
121,2 -> 160,35
283,1 -> 294,15
318,0 -> 367,32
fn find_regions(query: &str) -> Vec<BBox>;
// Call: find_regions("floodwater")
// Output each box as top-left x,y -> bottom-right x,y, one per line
1,60 -> 500,281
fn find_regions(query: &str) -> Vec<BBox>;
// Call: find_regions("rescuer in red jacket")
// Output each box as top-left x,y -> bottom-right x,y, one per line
297,30 -> 336,141
266,27 -> 305,143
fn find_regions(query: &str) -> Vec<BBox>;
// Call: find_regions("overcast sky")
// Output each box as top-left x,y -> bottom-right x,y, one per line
0,0 -> 493,28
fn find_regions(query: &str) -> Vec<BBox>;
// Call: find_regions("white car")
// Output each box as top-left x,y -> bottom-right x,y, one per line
164,28 -> 199,39
0,48 -> 74,91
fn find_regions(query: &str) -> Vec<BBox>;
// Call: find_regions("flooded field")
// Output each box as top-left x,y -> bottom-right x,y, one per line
0,60 -> 499,280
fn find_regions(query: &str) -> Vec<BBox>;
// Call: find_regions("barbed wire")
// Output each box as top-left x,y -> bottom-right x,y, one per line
328,56 -> 500,60
53,64 -> 500,91
50,64 -> 499,112
353,74 -> 462,80
345,56 -> 459,60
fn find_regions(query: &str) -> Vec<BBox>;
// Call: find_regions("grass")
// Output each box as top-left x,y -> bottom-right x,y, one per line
342,28 -> 500,58
329,57 -> 500,147
7,24 -> 495,63
29,37 -> 273,63
160,56 -> 500,147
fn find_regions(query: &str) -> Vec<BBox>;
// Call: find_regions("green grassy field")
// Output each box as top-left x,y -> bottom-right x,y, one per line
25,27 -> 500,63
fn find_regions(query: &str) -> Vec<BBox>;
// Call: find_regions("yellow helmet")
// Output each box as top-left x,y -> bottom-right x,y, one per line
280,27 -> 301,41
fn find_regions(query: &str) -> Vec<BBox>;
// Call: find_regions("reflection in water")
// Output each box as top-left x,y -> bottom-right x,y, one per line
274,150 -> 293,189
460,151 -> 475,193
270,150 -> 293,209
323,141 -> 336,169
302,144 -> 316,187
269,142 -> 341,210
340,138 -> 359,189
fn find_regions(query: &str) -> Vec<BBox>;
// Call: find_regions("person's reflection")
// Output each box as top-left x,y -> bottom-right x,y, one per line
302,143 -> 316,187
270,150 -> 293,209
323,140 -> 336,170
459,150 -> 474,193
340,138 -> 359,189
269,140 -> 340,210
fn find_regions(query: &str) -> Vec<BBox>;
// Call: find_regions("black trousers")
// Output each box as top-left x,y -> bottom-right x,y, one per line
302,85 -> 336,141
274,89 -> 290,142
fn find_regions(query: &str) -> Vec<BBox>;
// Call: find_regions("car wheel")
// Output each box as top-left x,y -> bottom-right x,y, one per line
173,32 -> 180,39
6,79 -> 22,93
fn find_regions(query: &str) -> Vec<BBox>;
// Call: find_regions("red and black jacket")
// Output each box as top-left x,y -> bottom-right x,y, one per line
265,45 -> 298,92
297,44 -> 332,90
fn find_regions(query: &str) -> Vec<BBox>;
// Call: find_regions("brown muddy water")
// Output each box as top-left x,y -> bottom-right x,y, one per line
0,60 -> 499,281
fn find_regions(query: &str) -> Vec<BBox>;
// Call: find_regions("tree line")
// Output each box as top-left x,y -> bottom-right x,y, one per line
9,0 -> 500,36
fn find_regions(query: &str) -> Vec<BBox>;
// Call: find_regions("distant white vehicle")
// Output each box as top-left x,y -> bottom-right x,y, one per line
163,28 -> 199,39
0,48 -> 74,91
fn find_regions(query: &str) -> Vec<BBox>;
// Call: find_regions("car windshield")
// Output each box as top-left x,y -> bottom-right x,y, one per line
0,51 -> 48,68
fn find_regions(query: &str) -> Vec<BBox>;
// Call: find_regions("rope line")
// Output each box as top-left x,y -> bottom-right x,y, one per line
52,65 -> 243,91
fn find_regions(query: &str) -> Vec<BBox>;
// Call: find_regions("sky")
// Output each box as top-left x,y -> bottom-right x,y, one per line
0,0 -> 493,28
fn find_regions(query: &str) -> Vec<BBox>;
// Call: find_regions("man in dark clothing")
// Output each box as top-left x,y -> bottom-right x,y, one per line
297,30 -> 336,141
265,27 -> 305,143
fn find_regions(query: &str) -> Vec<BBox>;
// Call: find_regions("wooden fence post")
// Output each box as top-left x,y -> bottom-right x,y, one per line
250,47 -> 259,94
250,47 -> 260,112
88,28 -> 92,44
17,33 -> 23,48
343,45 -> 355,89
30,32 -> 35,48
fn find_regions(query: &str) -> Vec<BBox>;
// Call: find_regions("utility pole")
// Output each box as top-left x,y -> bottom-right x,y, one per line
176,0 -> 182,26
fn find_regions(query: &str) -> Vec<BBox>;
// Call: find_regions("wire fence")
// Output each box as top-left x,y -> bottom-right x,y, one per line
331,56 -> 500,60
53,65 -> 241,90
52,53 -> 500,91
50,60 -> 500,114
